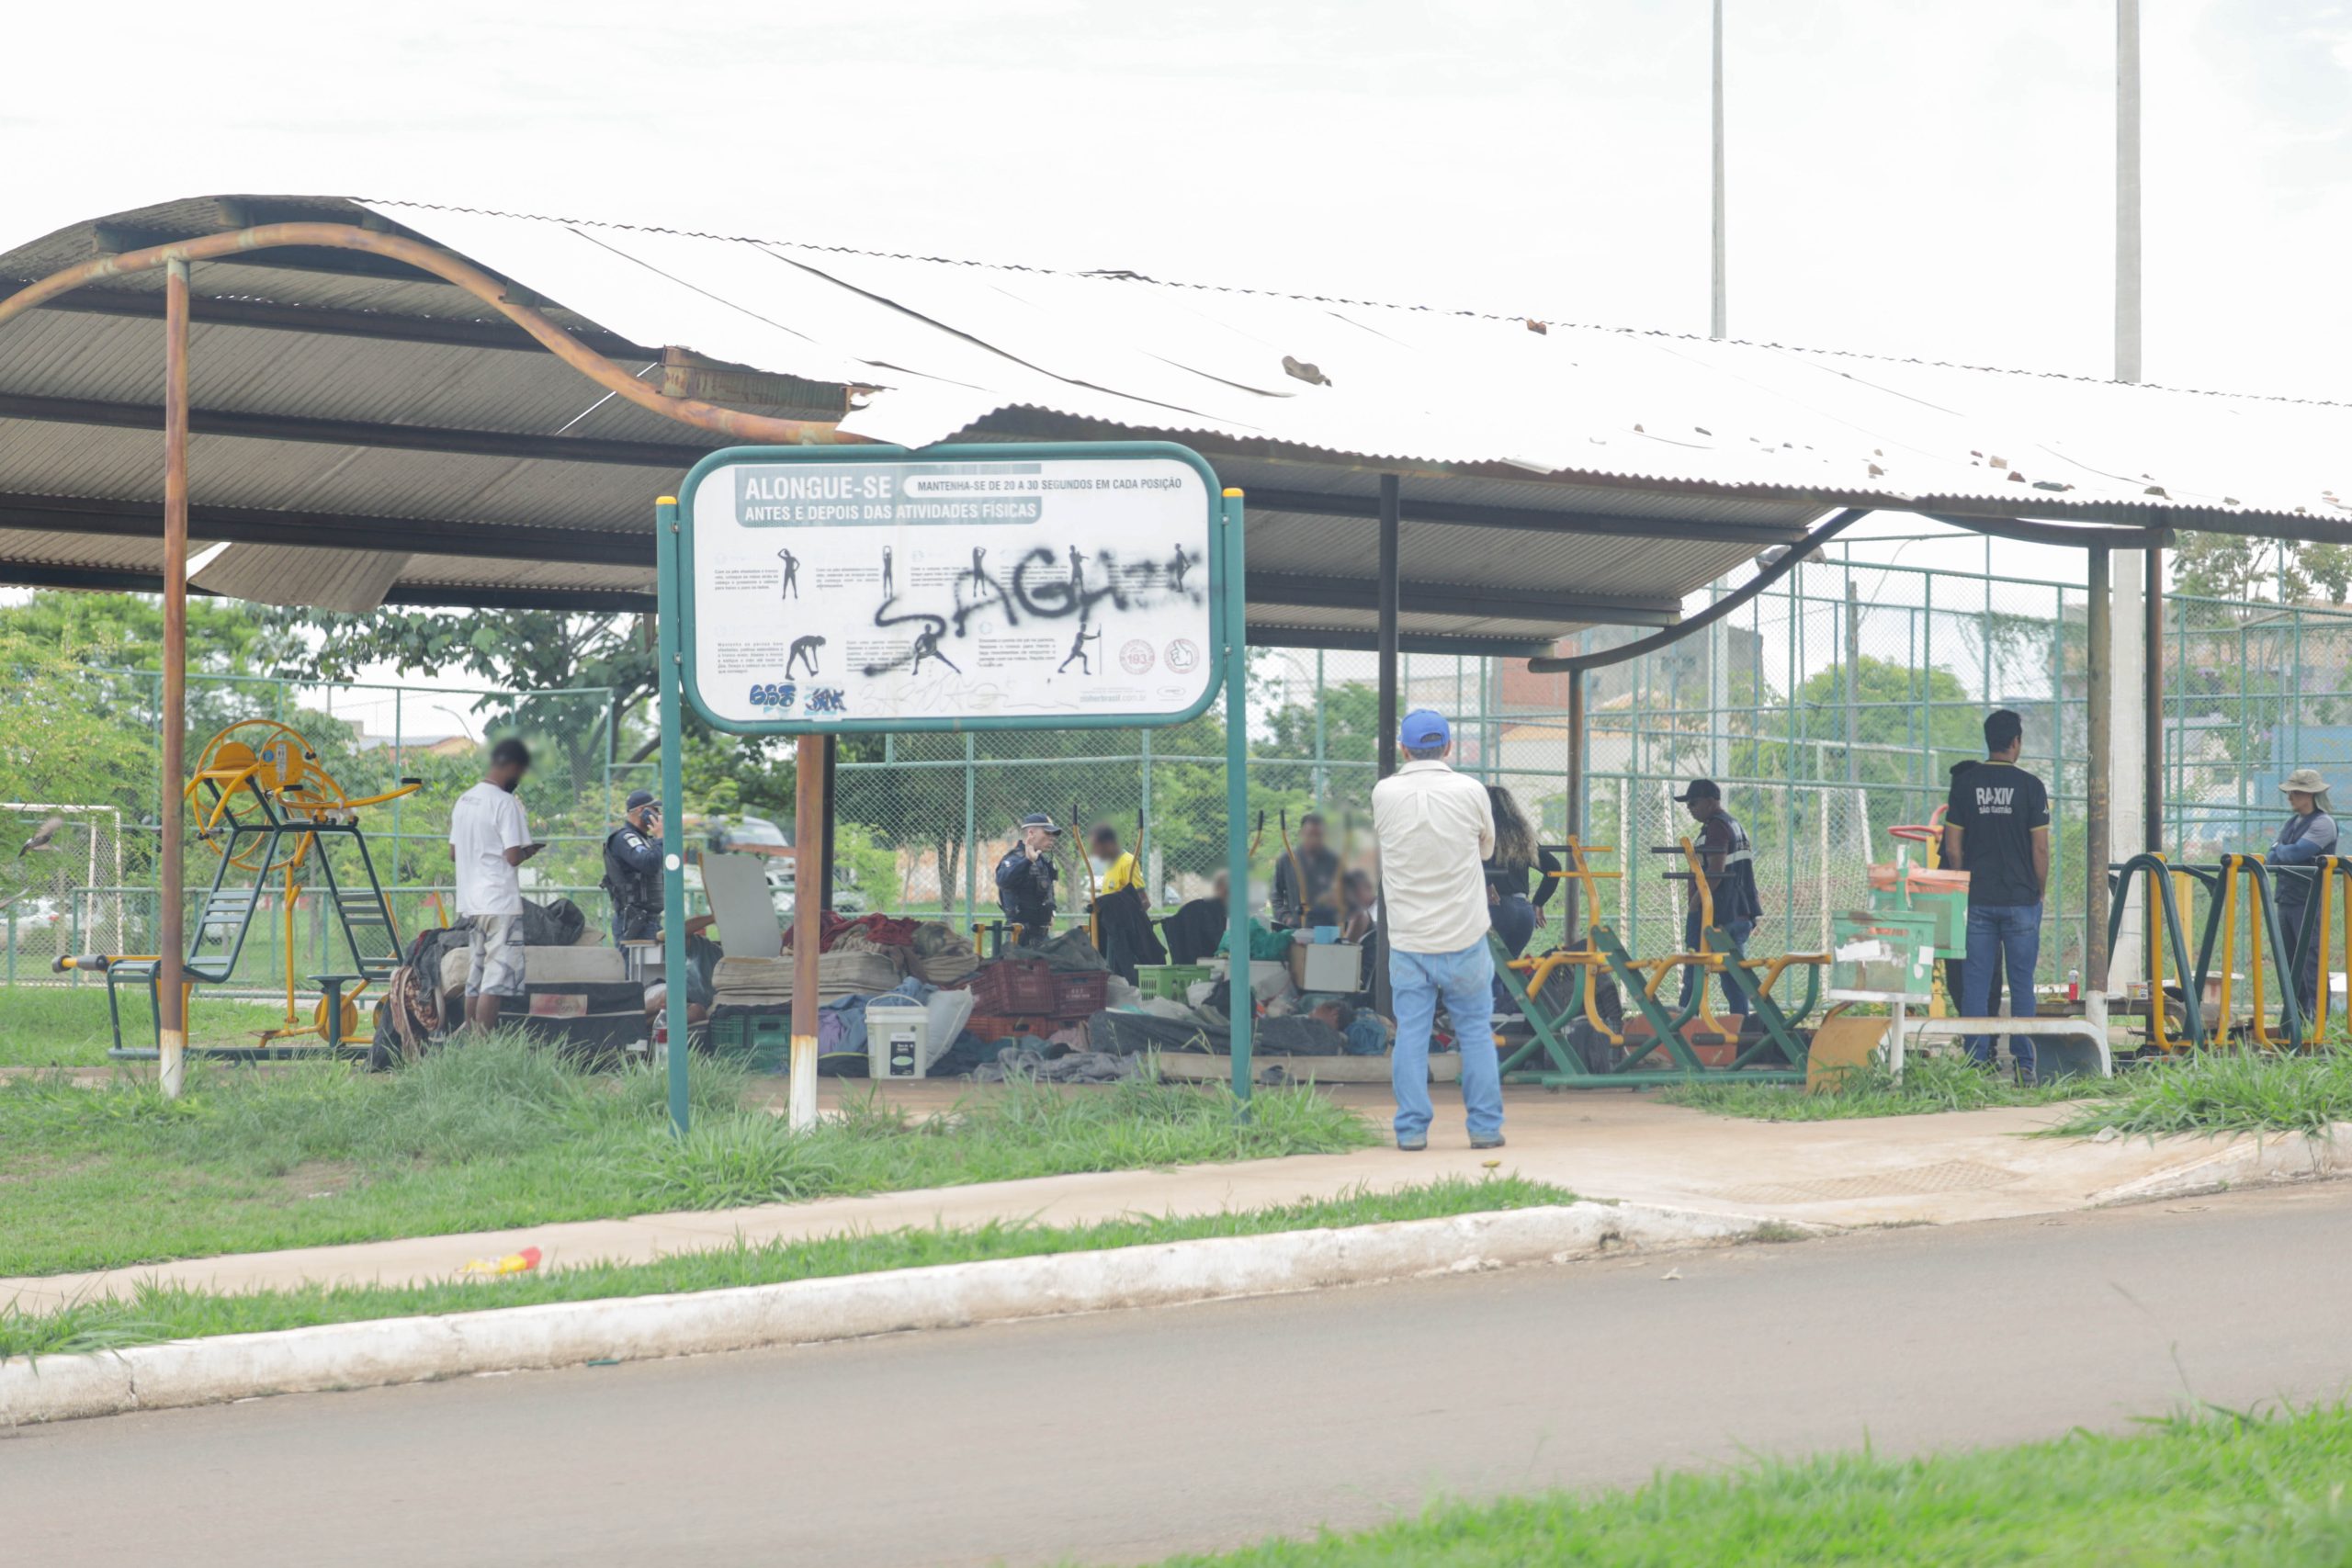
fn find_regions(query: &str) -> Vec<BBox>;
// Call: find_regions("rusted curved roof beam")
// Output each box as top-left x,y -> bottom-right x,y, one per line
0,220 -> 871,447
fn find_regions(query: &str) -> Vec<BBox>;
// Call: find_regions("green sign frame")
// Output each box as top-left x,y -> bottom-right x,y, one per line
672,441 -> 1228,737
650,441 -> 1256,1134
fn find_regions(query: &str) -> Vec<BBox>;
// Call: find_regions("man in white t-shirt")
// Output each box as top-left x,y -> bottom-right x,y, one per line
447,738 -> 542,1031
1371,710 -> 1501,1151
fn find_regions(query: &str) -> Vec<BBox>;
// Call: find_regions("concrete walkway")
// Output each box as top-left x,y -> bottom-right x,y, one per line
0,1082 -> 2277,1314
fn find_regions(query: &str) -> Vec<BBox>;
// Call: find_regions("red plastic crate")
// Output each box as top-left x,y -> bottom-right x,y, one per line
966,1011 -> 1054,1043
968,958 -> 1057,1015
1050,971 -> 1108,1019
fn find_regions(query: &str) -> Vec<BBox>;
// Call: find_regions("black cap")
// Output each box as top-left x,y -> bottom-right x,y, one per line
1019,813 -> 1064,835
625,789 -> 660,812
1673,778 -> 1721,803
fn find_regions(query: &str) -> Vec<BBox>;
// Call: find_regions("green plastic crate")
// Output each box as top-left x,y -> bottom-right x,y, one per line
707,1011 -> 790,1073
1136,964 -> 1212,1001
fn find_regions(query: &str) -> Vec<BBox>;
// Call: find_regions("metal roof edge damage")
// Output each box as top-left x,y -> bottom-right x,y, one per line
2,193 -> 2347,651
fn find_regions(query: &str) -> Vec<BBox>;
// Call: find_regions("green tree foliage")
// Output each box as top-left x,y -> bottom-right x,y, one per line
268,607 -> 661,784
2169,532 -> 2352,609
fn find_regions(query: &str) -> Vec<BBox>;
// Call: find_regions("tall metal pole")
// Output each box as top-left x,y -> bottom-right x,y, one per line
654,497 -> 693,1136
157,257 -> 191,1098
1710,0 -> 1727,340
1221,489 -> 1254,1101
2114,0 -> 2142,386
789,733 -> 824,1131
1376,474 -> 1401,778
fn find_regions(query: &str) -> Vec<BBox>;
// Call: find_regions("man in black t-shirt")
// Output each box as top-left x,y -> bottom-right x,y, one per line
1942,708 -> 2052,1079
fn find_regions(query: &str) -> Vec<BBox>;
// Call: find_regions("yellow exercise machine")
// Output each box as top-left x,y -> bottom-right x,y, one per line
54,719 -> 421,1060
1496,837 -> 1826,1087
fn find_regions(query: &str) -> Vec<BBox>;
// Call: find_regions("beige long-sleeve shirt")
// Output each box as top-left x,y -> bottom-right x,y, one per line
1371,759 -> 1497,954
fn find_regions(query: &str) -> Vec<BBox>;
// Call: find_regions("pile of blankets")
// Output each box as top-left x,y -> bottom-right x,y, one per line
711,918 -> 979,1010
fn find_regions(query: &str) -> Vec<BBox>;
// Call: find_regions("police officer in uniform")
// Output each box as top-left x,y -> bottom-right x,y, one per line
604,789 -> 665,944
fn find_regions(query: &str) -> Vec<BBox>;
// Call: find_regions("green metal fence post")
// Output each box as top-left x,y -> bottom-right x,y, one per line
1138,726 -> 1154,894
1313,649 -> 1327,808
963,733 -> 978,924
655,495 -> 692,1138
1222,488 -> 1252,1105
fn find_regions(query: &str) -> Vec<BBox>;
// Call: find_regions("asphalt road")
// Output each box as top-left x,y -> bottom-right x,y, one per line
12,1184 -> 2352,1567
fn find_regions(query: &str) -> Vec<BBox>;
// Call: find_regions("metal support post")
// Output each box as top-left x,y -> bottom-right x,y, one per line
654,497 -> 693,1136
1312,649 -> 1327,807
2145,545 -> 2164,853
789,734 -> 824,1132
1222,489 -> 1253,1102
158,256 -> 190,1098
819,734 -> 838,904
962,733 -> 978,922
1376,473 -> 1400,778
2086,548 -> 2113,993
1565,668 -> 1585,935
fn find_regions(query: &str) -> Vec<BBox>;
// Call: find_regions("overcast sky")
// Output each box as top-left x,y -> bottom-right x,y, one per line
6,0 -> 2347,697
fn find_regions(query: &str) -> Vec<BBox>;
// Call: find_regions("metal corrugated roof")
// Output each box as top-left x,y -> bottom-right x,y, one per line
4,192 -> 2348,652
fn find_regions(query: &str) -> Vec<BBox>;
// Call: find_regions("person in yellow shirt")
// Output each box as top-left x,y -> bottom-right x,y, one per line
1085,820 -> 1164,981
1087,822 -> 1142,896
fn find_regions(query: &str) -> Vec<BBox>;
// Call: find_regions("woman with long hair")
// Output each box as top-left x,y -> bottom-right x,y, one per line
1483,784 -> 1561,964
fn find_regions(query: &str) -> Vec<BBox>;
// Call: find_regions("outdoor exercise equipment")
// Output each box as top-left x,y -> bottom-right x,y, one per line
57,719 -> 418,1060
2099,850 -> 2352,1054
1495,837 -> 1819,1088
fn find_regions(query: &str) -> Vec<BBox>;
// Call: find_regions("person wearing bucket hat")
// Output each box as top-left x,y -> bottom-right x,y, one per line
2267,769 -> 2338,1019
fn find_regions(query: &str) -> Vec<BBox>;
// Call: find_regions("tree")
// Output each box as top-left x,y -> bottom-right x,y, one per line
2174,533 -> 2312,606
270,607 -> 666,784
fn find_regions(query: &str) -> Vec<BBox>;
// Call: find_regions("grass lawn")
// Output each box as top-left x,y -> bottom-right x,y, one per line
2049,1048 -> 2352,1139
0,1034 -> 1375,1277
0,1174 -> 1571,1359
1660,1053 -> 2114,1122
0,985 -> 297,1068
1146,1404 -> 2352,1566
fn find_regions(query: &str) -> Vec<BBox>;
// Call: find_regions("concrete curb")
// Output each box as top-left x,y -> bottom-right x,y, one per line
2092,1122 -> 2352,1206
1,1202 -> 1792,1425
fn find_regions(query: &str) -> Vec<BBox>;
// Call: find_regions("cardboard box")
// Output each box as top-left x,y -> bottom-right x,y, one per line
1289,941 -> 1365,994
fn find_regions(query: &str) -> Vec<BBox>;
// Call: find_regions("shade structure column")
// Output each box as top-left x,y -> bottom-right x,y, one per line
2086,548 -> 2112,996
1376,474 -> 1400,777
157,256 -> 190,1098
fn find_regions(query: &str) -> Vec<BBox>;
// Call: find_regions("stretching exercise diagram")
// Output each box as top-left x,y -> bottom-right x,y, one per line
1170,544 -> 1191,592
786,635 -> 824,678
910,624 -> 961,675
1068,544 -> 1088,591
1057,625 -> 1102,675
775,547 -> 800,600
880,545 -> 893,598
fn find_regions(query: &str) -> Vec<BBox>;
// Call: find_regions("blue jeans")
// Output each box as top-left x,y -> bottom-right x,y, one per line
1961,902 -> 2041,1074
1680,910 -> 1756,1017
1388,936 -> 1503,1143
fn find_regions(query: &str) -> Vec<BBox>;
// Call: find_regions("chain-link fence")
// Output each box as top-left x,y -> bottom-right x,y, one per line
10,555 -> 2349,998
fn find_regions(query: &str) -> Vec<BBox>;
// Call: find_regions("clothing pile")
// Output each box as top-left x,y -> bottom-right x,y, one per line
710,918 -> 972,1010
909,922 -> 981,987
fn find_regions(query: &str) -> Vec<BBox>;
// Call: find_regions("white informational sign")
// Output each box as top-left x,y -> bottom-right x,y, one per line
683,450 -> 1218,731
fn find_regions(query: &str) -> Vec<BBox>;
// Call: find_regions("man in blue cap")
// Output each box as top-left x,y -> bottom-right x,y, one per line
1371,709 -> 1504,1150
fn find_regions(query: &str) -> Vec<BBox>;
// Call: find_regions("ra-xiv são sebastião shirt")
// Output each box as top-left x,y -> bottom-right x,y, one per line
1945,759 -> 2049,908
